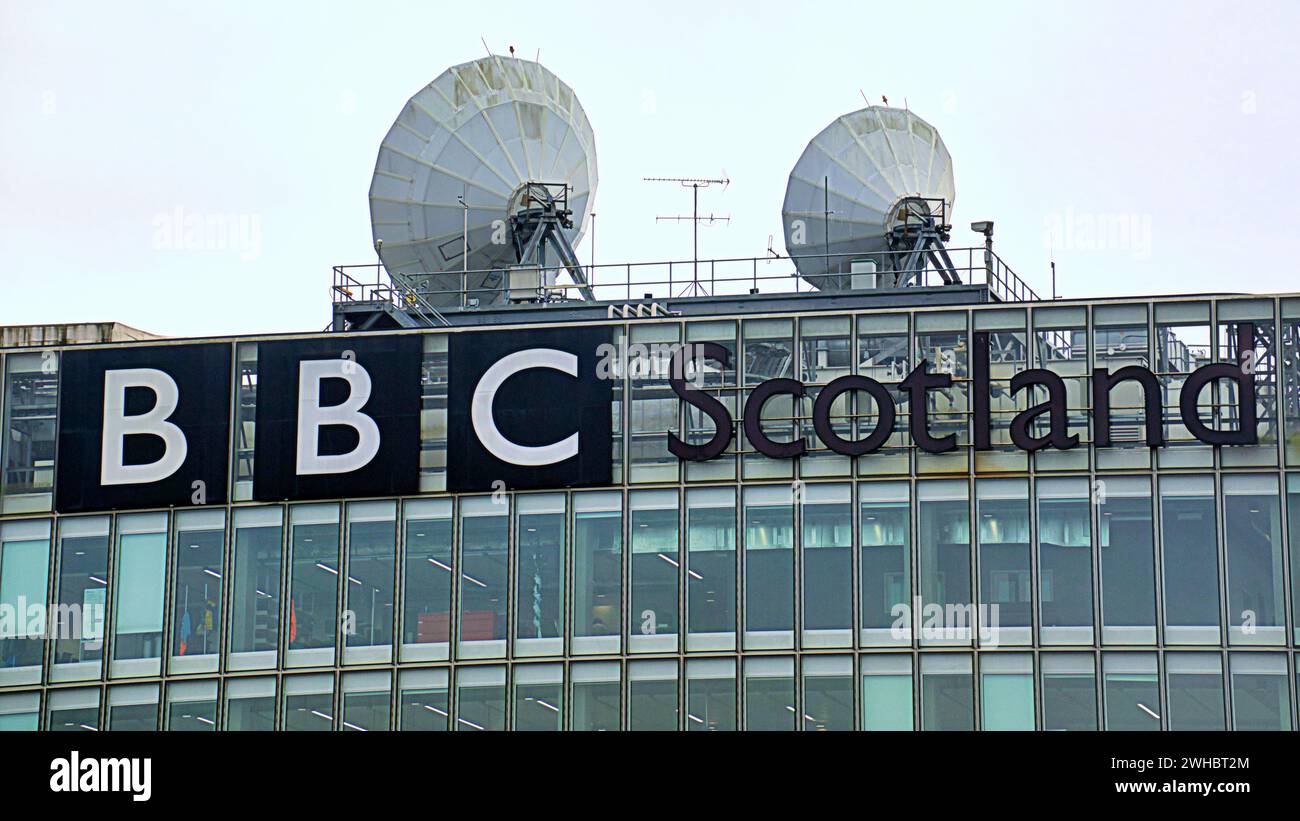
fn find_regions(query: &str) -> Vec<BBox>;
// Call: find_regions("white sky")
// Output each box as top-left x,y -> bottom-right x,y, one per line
2,0 -> 1297,337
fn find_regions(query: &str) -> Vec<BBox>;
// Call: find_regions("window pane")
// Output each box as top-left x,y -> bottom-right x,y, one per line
1223,476 -> 1283,642
744,485 -> 794,647
1230,653 -> 1291,731
342,671 -> 391,731
402,500 -> 453,657
112,513 -> 168,670
229,507 -> 282,664
977,480 -> 1031,641
455,666 -> 505,731
166,681 -> 217,731
1103,653 -> 1160,730
513,664 -> 563,731
399,668 -> 449,730
686,658 -> 734,731
344,501 -> 396,659
918,481 -> 971,645
802,656 -> 853,731
515,495 -> 565,651
686,488 -> 736,649
53,518 -> 109,677
288,505 -> 340,660
744,656 -> 795,731
108,684 -> 158,730
573,493 -> 622,645
630,490 -> 678,650
282,674 -> 334,731
224,678 -> 276,730
801,484 -> 852,643
862,655 -> 913,731
1160,477 -> 1220,641
981,655 -> 1034,730
0,692 -> 40,731
1167,653 -> 1225,730
860,484 -> 909,643
2,352 -> 58,500
1099,478 -> 1156,642
1038,478 -> 1093,640
459,497 -> 508,656
1041,654 -> 1097,731
0,520 -> 50,676
628,659 -> 678,730
920,654 -> 973,730
571,662 -> 620,731
47,688 -> 100,732
171,510 -> 223,664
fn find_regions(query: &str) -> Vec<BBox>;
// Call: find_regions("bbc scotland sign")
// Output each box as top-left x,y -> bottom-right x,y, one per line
52,323 -> 1257,513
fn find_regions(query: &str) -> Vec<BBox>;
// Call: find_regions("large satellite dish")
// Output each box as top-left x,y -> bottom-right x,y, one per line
369,55 -> 598,306
782,106 -> 956,290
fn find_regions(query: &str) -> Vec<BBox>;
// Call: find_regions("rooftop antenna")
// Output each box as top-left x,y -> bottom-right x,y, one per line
644,174 -> 731,297
480,36 -> 492,56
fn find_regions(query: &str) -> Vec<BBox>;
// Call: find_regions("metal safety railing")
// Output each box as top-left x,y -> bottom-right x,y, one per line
332,247 -> 1043,313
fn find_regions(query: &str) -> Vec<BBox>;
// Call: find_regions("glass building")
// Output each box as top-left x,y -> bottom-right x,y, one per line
2,289 -> 1299,732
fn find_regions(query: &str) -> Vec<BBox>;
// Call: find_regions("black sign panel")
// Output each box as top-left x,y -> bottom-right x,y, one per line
55,343 -> 231,513
253,335 -> 421,501
447,326 -> 613,492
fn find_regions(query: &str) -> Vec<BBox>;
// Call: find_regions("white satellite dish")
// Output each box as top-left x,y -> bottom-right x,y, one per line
781,106 -> 956,290
369,55 -> 598,306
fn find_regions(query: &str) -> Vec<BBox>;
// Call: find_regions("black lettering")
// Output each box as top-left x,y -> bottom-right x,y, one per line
667,342 -> 734,461
812,375 -> 896,456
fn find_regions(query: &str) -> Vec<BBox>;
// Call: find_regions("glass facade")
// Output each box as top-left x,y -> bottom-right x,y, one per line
3,293 -> 1300,730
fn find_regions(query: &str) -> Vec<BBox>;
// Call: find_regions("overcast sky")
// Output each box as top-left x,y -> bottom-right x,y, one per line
2,0 -> 1297,338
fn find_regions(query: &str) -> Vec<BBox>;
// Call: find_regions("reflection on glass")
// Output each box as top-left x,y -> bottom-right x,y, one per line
744,486 -> 794,645
977,482 -> 1031,635
981,656 -> 1034,730
47,689 -> 100,732
801,485 -> 851,639
1038,479 -> 1093,634
860,485 -> 909,641
1099,479 -> 1156,640
0,693 -> 40,731
686,488 -> 736,646
2,352 -> 58,498
1161,477 -> 1220,639
108,685 -> 159,730
53,518 -> 109,672
166,684 -> 217,732
630,491 -> 678,646
918,482 -> 971,644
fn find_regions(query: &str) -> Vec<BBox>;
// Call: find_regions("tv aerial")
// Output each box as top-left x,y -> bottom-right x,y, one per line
644,175 -> 730,296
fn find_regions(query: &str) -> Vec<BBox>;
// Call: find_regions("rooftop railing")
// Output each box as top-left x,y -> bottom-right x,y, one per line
331,246 -> 1042,315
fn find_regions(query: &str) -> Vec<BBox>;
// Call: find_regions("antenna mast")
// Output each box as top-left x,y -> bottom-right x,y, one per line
645,175 -> 730,296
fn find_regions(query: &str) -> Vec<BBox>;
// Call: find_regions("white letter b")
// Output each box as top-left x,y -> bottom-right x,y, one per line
296,359 -> 381,475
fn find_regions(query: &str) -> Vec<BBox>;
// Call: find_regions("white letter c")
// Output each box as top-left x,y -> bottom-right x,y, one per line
471,348 -> 579,466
